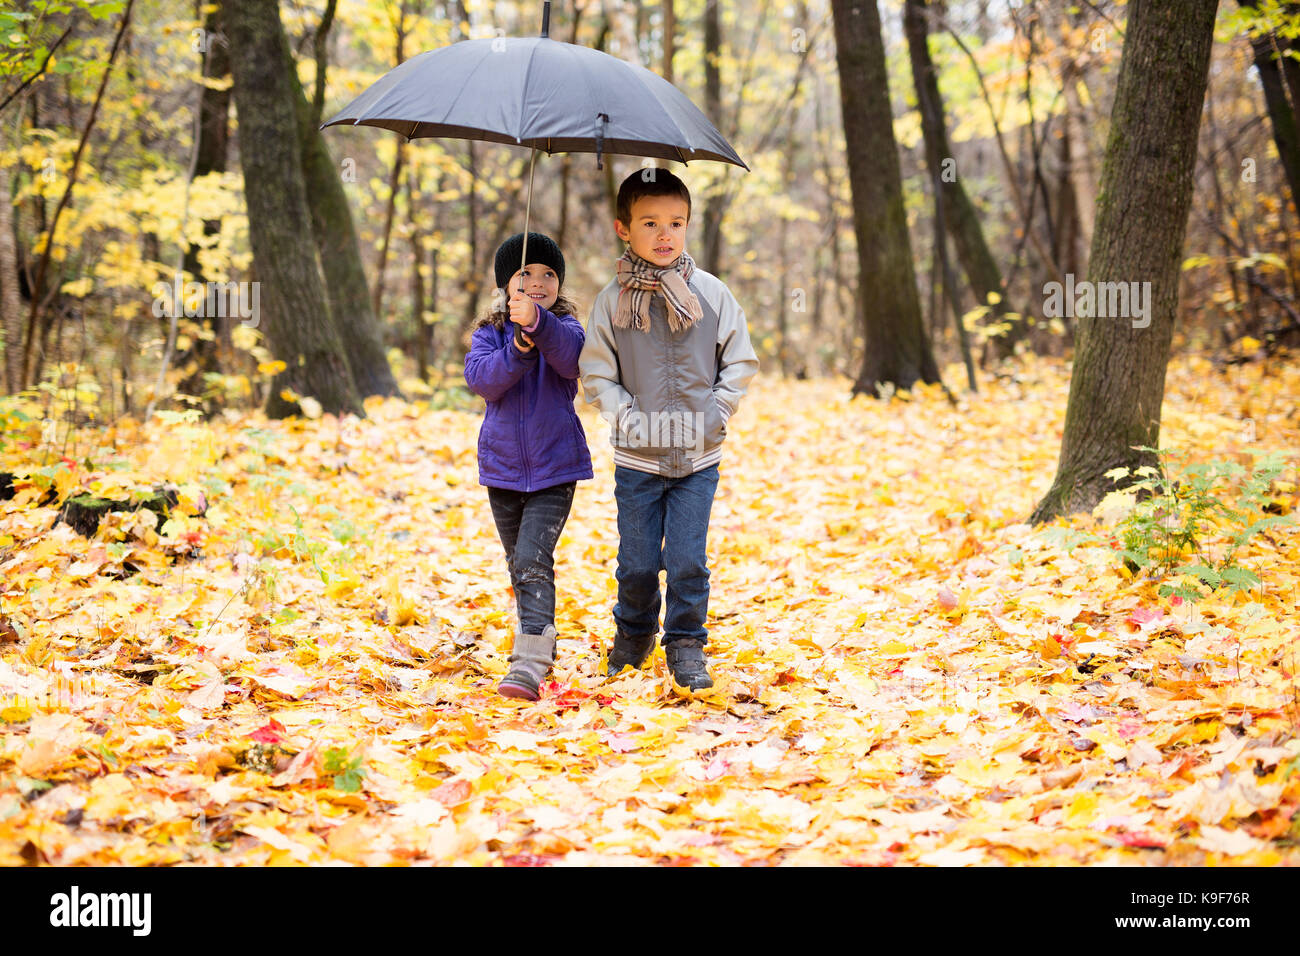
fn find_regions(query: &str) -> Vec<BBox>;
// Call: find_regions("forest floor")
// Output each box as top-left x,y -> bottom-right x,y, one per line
0,352 -> 1298,865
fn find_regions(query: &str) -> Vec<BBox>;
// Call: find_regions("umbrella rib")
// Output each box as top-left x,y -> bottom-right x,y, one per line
436,44 -> 498,128
635,66 -> 712,164
518,39 -> 542,144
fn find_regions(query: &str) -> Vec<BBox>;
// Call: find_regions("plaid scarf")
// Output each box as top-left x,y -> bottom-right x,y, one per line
613,249 -> 704,333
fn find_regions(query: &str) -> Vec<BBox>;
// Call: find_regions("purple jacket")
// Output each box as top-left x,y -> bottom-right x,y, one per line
463,306 -> 594,492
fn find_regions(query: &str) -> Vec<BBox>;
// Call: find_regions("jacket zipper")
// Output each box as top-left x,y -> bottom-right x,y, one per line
518,336 -> 532,492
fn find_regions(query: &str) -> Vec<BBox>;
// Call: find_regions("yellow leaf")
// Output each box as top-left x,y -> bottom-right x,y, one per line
326,574 -> 360,599
1062,791 -> 1099,828
0,704 -> 32,723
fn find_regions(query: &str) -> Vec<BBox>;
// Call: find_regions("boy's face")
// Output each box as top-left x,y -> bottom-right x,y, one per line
506,264 -> 560,312
615,194 -> 690,268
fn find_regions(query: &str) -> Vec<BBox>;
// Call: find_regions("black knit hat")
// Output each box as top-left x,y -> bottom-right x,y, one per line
494,232 -> 565,292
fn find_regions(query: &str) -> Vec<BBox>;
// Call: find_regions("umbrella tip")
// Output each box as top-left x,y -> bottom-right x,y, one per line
541,0 -> 550,37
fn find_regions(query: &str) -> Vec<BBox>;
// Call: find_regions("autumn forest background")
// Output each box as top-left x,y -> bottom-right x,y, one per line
0,0 -> 1298,869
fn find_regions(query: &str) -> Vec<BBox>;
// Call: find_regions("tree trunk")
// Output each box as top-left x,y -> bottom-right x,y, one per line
460,141 -> 479,335
831,0 -> 942,394
1052,113 -> 1082,282
409,161 -> 427,382
288,40 -> 401,399
371,3 -> 409,324
662,0 -> 675,83
903,0 -> 1019,358
777,145 -> 791,378
698,0 -> 724,275
428,242 -> 441,376
225,0 -> 361,418
176,3 -> 232,402
1030,0 -> 1218,523
1055,3 -> 1098,254
1,162 -> 22,394
592,15 -> 619,221
1239,0 -> 1300,212
556,5 -> 584,250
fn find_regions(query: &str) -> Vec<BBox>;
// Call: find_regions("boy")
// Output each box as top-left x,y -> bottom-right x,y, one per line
579,169 -> 758,690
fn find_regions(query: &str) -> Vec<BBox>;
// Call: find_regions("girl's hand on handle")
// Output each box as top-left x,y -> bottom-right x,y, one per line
509,291 -> 539,329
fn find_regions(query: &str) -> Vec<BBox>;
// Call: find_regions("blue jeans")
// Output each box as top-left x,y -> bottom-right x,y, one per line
613,464 -> 719,647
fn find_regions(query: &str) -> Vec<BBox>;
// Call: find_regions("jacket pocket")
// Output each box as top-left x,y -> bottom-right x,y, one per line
615,396 -> 645,451
707,392 -> 727,446
478,407 -> 515,481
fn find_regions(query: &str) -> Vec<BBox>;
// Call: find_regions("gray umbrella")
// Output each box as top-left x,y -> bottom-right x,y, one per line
322,1 -> 746,279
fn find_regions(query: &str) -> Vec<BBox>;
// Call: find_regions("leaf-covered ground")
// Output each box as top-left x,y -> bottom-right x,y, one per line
1,354 -> 1298,866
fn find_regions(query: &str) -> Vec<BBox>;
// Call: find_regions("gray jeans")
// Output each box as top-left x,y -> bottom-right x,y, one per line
487,482 -> 576,634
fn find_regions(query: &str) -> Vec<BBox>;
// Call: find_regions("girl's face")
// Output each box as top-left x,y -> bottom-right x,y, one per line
506,264 -> 560,313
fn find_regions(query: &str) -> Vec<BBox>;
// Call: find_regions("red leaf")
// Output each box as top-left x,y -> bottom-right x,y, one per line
248,718 -> 287,744
431,777 -> 471,807
1116,719 -> 1145,739
548,684 -> 590,710
1117,831 -> 1166,848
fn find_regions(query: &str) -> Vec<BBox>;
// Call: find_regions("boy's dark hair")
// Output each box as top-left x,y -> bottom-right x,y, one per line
471,292 -> 579,333
616,168 -> 691,226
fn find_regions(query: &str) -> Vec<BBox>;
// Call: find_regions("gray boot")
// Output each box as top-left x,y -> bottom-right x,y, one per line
499,624 -> 557,701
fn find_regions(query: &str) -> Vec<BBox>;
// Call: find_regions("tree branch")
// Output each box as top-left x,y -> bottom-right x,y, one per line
0,21 -> 77,116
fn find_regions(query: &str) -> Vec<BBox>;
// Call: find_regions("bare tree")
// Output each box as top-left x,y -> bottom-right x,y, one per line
903,0 -> 1014,362
831,0 -> 942,394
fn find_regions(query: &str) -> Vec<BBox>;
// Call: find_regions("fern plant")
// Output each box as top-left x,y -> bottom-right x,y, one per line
1101,447 -> 1293,602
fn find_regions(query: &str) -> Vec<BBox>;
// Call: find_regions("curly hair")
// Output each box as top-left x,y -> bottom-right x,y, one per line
471,291 -> 580,333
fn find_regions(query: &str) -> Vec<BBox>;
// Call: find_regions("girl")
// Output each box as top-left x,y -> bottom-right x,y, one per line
463,232 -> 593,700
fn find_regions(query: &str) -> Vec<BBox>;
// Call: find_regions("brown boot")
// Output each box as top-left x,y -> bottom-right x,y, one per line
606,627 -> 657,678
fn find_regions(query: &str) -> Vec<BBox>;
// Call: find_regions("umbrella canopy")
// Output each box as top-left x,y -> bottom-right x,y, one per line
321,35 -> 747,170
